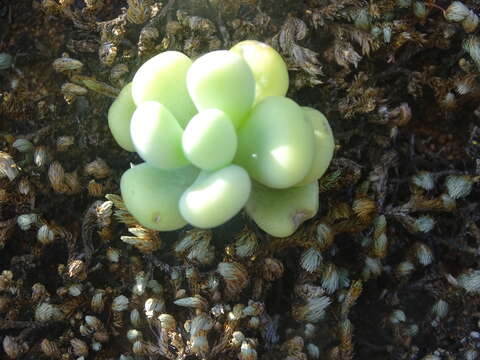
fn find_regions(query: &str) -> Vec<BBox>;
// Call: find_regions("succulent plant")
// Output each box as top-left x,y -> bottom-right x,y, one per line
108,40 -> 335,236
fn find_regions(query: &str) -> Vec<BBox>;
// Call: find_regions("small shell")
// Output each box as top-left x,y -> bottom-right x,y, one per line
411,171 -> 435,190
431,299 -> 448,319
17,214 -> 39,231
106,247 -> 120,263
292,296 -> 331,323
304,324 -> 316,339
110,64 -> 129,86
144,297 -> 165,318
12,138 -> 33,153
37,224 -> 56,245
234,229 -> 258,258
68,283 -> 83,296
33,146 -> 49,168
363,257 -> 382,279
306,343 -> 320,359
48,161 -> 67,193
0,151 -> 19,181
130,308 -> 142,328
300,248 -> 322,273
35,302 -> 63,322
173,295 -> 207,310
239,340 -> 257,360
217,262 -> 249,297
112,295 -> 129,312
88,180 -> 103,197
147,280 -> 162,294
138,28 -> 160,57
415,216 -> 435,233
139,24 -> 159,45
0,189 -> 8,203
132,340 -> 157,356
0,296 -> 10,312
175,289 -> 186,299
232,331 -> 245,347
414,242 -> 433,266
40,339 -> 60,357
321,263 -> 339,294
96,200 -> 113,226
441,92 -> 456,109
3,336 -> 27,359
191,334 -> 209,356
99,42 -> 118,66
61,82 -> 88,96
94,330 -> 109,343
121,227 -> 161,253
158,313 -> 176,330
190,313 -> 213,336
85,315 -> 103,330
91,289 -> 106,313
0,271 -> 13,291
0,53 -> 13,70
31,283 -> 48,302
52,57 -> 83,72
72,75 -> 120,98
463,11 -> 479,33
354,8 -> 371,31
85,158 -> 110,179
389,309 -> 406,324
445,175 -> 475,199
68,259 -> 86,278
413,1 -> 428,21
396,261 -> 415,277
17,178 -> 32,195
56,286 -> 68,297
396,0 -> 412,8
262,258 -> 284,281
70,338 -> 89,357
64,171 -> 82,194
67,39 -> 98,53
352,198 -> 376,222
56,136 -> 74,152
127,329 -> 143,343
458,270 -> 480,293
445,1 -> 470,22
243,301 -> 263,317
463,36 -> 480,69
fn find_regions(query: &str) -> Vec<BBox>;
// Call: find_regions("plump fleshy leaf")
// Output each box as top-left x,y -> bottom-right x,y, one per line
235,96 -> 315,189
245,181 -> 319,237
130,101 -> 188,169
230,40 -> 289,105
121,163 -> 199,231
295,107 -> 335,186
182,109 -> 237,170
187,50 -> 255,128
107,83 -> 136,152
131,51 -> 196,127
179,165 -> 251,228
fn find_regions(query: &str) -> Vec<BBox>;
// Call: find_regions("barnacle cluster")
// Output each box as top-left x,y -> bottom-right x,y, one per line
1,0 -> 480,359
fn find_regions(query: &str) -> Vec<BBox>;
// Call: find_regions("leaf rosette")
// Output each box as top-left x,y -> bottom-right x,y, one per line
108,40 -> 335,237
